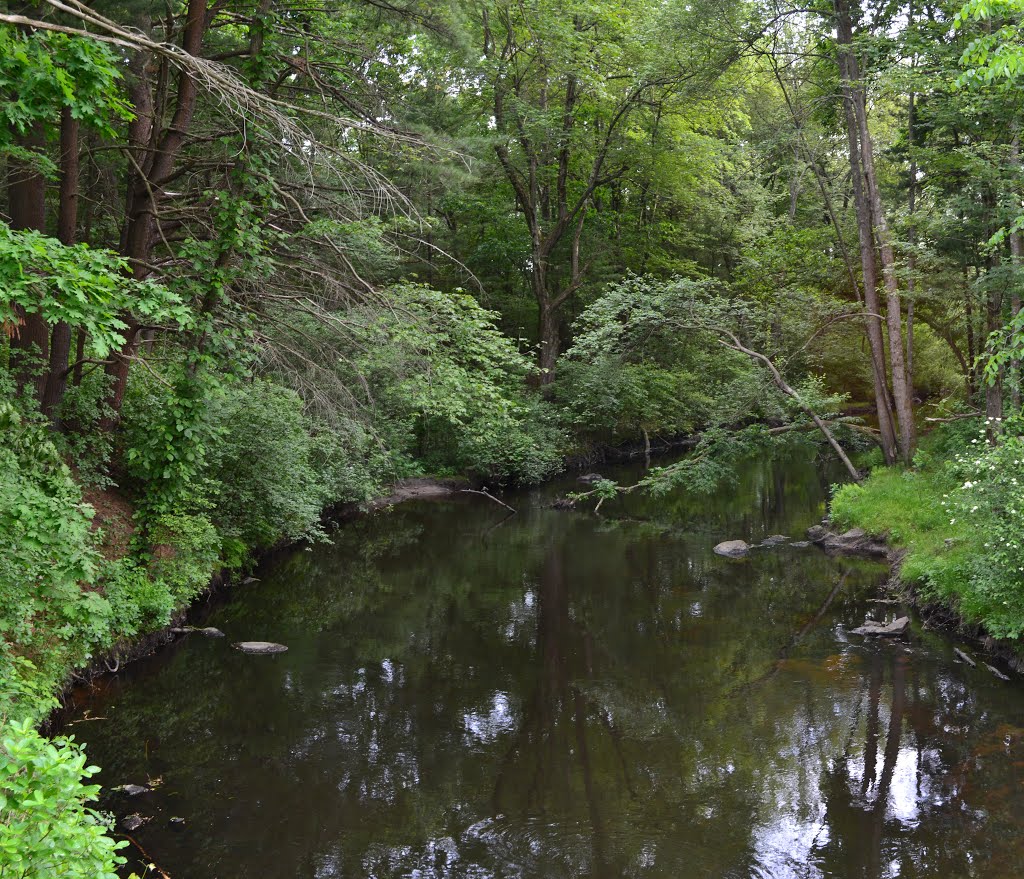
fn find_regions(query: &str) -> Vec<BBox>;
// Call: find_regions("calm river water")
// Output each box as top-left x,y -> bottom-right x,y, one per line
65,450 -> 1024,878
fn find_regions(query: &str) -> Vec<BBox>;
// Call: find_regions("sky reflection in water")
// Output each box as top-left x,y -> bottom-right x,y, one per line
65,451 -> 1024,878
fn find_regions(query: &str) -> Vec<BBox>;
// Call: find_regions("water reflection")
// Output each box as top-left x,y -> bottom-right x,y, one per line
62,450 -> 1024,878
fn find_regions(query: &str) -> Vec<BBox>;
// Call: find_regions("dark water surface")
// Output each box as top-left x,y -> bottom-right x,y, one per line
66,452 -> 1024,878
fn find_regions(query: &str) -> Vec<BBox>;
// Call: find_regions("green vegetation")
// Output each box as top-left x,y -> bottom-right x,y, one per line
834,420 -> 1024,639
6,0 -> 1024,871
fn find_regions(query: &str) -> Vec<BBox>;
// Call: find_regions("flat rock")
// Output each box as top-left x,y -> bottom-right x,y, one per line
232,641 -> 288,655
808,524 -> 888,557
760,534 -> 790,547
576,473 -> 605,485
790,540 -> 811,548
852,616 -> 910,637
714,539 -> 751,558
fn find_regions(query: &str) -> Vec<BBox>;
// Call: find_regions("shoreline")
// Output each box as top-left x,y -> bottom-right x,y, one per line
810,522 -> 1024,678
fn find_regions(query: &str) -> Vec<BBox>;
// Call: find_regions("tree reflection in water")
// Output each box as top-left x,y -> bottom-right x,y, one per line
62,451 -> 1024,878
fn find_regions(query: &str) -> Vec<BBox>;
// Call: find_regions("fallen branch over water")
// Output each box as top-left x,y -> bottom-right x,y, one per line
460,489 -> 516,514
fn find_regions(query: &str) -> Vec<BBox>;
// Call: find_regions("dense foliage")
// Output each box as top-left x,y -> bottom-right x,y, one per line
7,0 -> 1024,870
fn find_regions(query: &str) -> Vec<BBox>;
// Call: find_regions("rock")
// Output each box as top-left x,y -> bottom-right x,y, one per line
170,626 -> 225,638
851,616 -> 910,637
713,539 -> 751,558
121,813 -> 148,832
169,816 -> 187,829
232,641 -> 288,655
551,497 -> 576,510
953,647 -> 977,667
760,534 -> 790,547
114,783 -> 149,796
576,473 -> 604,485
985,662 -> 1012,681
790,541 -> 811,548
242,576 -> 260,585
806,524 -> 829,543
808,524 -> 887,557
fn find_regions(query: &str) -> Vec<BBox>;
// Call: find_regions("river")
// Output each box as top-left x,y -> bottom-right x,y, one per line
63,449 -> 1024,878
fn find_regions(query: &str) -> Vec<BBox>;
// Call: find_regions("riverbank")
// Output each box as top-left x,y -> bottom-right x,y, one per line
828,422 -> 1024,673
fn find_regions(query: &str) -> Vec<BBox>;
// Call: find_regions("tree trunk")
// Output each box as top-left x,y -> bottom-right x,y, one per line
537,296 -> 560,383
835,0 -> 915,462
7,125 -> 49,400
103,0 -> 208,426
41,108 -> 80,425
1011,133 -> 1023,412
906,92 -> 917,394
834,11 -> 898,464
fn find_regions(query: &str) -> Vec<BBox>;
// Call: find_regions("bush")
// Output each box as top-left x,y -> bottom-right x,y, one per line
0,720 -> 126,879
99,558 -> 175,638
146,512 -> 220,604
202,380 -> 335,549
0,396 -> 109,721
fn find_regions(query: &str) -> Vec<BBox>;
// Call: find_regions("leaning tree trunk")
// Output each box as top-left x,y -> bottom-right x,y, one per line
835,0 -> 915,462
835,26 -> 898,464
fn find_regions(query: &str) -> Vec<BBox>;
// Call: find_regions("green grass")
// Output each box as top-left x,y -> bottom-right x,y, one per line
830,466 -> 983,618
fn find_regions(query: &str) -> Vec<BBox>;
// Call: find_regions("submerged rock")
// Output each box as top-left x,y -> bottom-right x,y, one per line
232,641 -> 288,655
953,647 -> 977,667
171,626 -> 225,638
114,783 -> 149,796
985,662 -> 1012,681
713,539 -> 751,558
851,616 -> 910,637
576,473 -> 605,485
760,534 -> 790,547
121,813 -> 148,832
790,541 -> 811,548
169,816 -> 187,829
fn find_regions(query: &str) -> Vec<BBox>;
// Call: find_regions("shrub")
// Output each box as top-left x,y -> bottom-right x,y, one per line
202,380 -> 334,548
146,513 -> 220,605
0,720 -> 127,879
0,396 -> 108,721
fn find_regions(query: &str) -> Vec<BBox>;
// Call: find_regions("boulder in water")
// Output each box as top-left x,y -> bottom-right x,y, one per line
851,616 -> 910,637
714,539 -> 751,558
232,641 -> 288,655
576,473 -> 605,485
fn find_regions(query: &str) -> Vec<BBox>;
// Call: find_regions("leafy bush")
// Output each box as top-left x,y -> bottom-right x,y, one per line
0,395 -> 109,721
0,720 -> 126,879
556,275 -> 763,448
146,513 -> 221,604
99,558 -> 175,638
341,283 -> 564,484
202,380 -> 335,549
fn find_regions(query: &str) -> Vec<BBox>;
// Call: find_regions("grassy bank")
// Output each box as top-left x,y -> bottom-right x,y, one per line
831,419 -> 1024,642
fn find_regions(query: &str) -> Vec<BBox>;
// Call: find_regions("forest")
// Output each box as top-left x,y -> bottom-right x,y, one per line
4,0 -> 1024,874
